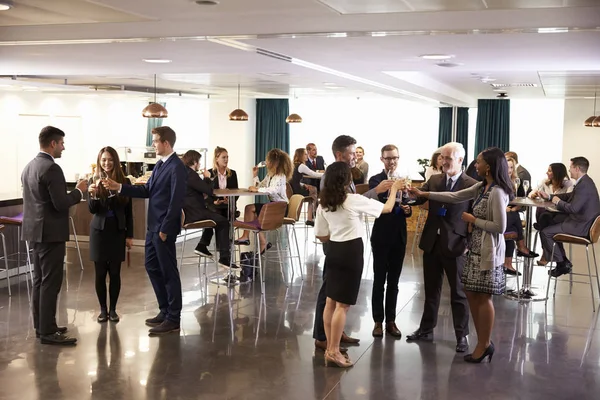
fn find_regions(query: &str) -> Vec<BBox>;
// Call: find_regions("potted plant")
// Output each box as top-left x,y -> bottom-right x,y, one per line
417,158 -> 430,179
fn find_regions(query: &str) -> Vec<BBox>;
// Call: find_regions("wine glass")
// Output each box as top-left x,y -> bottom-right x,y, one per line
514,177 -> 521,197
100,170 -> 116,198
523,180 -> 530,196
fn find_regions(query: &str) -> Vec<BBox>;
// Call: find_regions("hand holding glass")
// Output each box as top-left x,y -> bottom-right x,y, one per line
101,171 -> 116,198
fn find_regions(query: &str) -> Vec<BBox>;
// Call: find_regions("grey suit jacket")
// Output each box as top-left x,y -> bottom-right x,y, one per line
320,167 -> 378,199
554,174 -> 600,237
21,152 -> 82,243
416,172 -> 478,257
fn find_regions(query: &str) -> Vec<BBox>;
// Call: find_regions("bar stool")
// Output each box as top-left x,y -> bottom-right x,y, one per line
281,194 -> 305,281
411,201 -> 429,255
234,201 -> 288,293
0,225 -> 11,296
68,205 -> 84,270
179,211 -> 219,280
0,213 -> 34,285
547,216 -> 600,311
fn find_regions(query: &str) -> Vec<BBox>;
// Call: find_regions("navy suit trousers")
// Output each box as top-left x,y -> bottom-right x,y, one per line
145,231 -> 182,322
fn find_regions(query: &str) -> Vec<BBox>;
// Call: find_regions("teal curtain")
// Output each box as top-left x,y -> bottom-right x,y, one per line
438,107 -> 469,165
145,102 -> 166,147
255,99 -> 290,182
474,99 -> 510,156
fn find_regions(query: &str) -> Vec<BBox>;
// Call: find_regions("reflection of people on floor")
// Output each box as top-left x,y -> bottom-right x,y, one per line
91,323 -> 124,399
146,335 -> 183,399
369,340 -> 399,400
27,347 -> 63,400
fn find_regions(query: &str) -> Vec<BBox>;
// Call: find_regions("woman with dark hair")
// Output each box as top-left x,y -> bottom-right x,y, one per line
315,161 -> 403,368
411,147 -> 511,363
88,146 -> 133,323
425,150 -> 444,181
529,163 -> 573,265
290,148 -> 322,226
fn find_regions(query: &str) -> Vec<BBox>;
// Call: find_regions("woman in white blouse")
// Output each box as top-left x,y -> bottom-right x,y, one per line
315,161 -> 403,368
235,148 -> 293,253
529,162 -> 573,265
424,150 -> 444,181
290,148 -> 323,226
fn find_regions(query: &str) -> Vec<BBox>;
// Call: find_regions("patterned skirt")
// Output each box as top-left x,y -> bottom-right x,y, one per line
462,252 -> 506,295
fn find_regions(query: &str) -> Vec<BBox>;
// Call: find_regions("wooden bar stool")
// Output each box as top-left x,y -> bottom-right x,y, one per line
282,194 -> 305,281
547,216 -> 600,311
179,211 -> 219,281
0,225 -> 11,296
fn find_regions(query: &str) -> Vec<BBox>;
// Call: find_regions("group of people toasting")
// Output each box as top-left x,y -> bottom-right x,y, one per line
21,122 -> 600,367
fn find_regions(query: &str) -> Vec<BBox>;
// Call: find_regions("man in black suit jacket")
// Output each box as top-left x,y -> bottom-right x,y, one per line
369,144 -> 411,338
305,143 -> 326,190
181,150 -> 233,268
105,127 -> 187,335
406,142 -> 476,353
539,157 -> 600,277
21,126 -> 88,345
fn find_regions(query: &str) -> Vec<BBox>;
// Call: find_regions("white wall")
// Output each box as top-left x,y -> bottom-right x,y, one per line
562,99 -> 600,181
289,97 -> 439,181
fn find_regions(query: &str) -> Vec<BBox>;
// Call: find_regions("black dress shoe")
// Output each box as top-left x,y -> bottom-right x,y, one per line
145,313 -> 166,327
109,311 -> 120,322
305,220 -> 315,227
517,249 -> 539,258
36,326 -> 67,338
194,244 -> 213,258
456,336 -> 469,353
406,329 -> 434,342
504,268 -> 522,276
148,319 -> 180,335
97,309 -> 108,323
549,264 -> 572,277
40,332 -> 77,345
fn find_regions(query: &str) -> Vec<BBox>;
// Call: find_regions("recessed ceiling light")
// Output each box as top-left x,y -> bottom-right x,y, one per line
143,59 -> 172,64
493,89 -> 507,92
0,2 -> 12,11
419,54 -> 454,60
195,0 -> 219,5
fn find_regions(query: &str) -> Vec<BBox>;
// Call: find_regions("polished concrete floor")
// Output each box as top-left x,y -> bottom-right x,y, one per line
1,228 -> 600,400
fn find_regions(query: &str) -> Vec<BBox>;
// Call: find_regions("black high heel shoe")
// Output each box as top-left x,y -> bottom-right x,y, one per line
260,242 -> 272,255
464,342 -> 495,363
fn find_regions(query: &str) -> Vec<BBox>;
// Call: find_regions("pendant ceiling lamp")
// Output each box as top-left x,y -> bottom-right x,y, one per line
286,113 -> 302,123
584,90 -> 598,127
142,74 -> 168,118
229,84 -> 248,121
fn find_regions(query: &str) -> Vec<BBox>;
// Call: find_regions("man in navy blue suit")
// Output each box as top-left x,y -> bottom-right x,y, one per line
104,126 -> 187,335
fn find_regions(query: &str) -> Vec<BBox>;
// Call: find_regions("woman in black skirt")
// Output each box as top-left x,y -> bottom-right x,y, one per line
314,162 -> 402,368
88,146 -> 133,323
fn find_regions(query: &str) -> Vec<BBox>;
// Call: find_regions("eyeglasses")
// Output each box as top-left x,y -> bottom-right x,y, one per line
382,157 -> 399,162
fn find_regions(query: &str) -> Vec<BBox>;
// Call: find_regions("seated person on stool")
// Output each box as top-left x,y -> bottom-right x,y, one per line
538,157 -> 600,277
290,148 -> 322,226
182,150 -> 234,268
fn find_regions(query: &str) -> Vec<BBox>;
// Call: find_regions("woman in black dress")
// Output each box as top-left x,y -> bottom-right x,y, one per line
88,146 -> 133,323
314,162 -> 402,368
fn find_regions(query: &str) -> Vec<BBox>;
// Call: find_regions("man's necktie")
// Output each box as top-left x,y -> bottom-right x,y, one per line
312,160 -> 317,169
154,159 -> 164,173
446,178 -> 453,192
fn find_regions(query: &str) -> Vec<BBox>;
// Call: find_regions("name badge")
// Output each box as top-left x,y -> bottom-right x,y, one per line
437,206 -> 447,217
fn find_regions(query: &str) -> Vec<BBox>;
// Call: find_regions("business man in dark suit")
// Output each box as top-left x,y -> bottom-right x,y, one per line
369,144 -> 411,338
181,150 -> 233,268
21,126 -> 88,345
539,157 -> 600,277
406,142 -> 476,353
104,126 -> 187,335
305,143 -> 326,190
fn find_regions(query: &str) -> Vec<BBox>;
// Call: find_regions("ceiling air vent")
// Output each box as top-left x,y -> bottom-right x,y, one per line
491,83 -> 537,88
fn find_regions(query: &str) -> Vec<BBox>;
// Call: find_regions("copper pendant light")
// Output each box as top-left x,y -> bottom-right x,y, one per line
142,74 -> 168,118
286,113 -> 302,123
584,90 -> 597,127
228,84 -> 248,121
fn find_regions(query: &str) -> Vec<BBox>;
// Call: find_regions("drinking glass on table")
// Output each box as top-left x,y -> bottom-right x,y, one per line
522,180 -> 530,196
514,178 -> 521,197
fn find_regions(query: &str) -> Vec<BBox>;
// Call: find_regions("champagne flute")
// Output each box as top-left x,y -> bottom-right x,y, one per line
523,180 -> 530,196
514,177 -> 521,197
101,170 -> 116,198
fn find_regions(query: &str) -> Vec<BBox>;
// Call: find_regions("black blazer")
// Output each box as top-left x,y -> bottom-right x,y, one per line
553,174 -> 600,237
183,167 -> 215,224
416,172 -> 478,257
88,178 -> 133,238
305,156 -> 325,188
207,168 -> 239,209
21,152 -> 82,243
368,171 -> 412,245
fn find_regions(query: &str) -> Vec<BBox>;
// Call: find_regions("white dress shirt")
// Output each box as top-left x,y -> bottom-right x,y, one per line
315,194 -> 384,241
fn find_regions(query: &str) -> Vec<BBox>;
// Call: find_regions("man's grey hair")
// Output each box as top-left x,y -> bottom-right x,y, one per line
441,142 -> 466,160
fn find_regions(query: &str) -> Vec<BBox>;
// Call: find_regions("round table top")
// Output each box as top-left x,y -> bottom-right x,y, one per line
509,197 -> 554,208
214,188 -> 269,197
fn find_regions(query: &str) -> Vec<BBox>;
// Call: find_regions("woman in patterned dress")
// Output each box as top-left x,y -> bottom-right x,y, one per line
411,147 -> 513,363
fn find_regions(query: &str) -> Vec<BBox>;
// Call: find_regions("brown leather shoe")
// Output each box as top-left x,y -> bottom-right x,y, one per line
314,340 -> 348,354
340,331 -> 360,344
386,322 -> 402,338
372,323 -> 383,337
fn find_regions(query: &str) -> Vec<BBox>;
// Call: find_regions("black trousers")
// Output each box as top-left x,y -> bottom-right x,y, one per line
420,237 -> 469,339
371,236 -> 407,323
198,208 -> 230,258
32,242 -> 66,335
312,242 -> 328,341
505,211 -> 524,257
94,261 -> 122,311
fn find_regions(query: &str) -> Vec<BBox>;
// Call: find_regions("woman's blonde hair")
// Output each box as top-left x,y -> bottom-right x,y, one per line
266,148 -> 293,180
506,156 -> 518,182
213,146 -> 231,177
